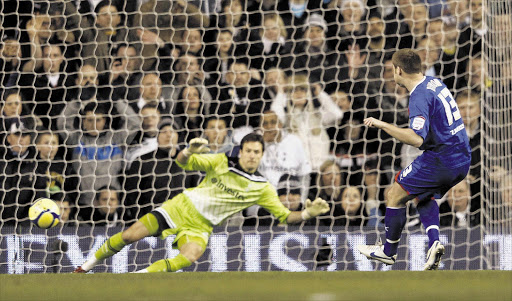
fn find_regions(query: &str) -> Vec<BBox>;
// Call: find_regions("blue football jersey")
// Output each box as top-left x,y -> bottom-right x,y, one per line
408,76 -> 471,165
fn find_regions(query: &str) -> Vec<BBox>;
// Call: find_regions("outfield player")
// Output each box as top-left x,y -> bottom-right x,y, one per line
74,133 -> 329,273
358,49 -> 471,270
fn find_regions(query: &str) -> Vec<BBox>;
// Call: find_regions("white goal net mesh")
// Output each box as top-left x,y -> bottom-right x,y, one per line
0,0 -> 511,273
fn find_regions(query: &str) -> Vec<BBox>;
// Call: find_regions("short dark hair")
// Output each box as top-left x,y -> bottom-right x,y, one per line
204,116 -> 227,129
392,49 -> 422,74
240,132 -> 265,152
35,129 -> 58,144
95,185 -> 122,202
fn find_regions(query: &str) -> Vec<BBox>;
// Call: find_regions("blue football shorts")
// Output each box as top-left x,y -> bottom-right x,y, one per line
395,151 -> 471,201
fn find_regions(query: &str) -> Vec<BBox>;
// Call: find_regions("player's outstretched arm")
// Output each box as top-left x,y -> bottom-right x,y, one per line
286,198 -> 330,224
364,117 -> 423,148
177,138 -> 211,165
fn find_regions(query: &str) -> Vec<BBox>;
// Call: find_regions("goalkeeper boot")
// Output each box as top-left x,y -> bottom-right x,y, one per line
424,240 -> 445,270
357,244 -> 397,265
72,266 -> 87,273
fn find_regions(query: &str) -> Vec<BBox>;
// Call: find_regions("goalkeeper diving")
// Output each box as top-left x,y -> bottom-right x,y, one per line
74,133 -> 329,273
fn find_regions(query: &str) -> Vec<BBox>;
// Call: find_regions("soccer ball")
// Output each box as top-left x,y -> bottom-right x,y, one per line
29,198 -> 61,229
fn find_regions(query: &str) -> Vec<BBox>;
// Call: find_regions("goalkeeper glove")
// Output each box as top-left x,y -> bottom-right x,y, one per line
183,138 -> 210,156
301,198 -> 330,220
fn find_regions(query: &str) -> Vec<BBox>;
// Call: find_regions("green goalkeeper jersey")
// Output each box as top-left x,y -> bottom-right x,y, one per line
176,153 -> 291,225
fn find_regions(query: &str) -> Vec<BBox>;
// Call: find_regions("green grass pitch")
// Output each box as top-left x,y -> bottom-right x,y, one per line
1,271 -> 511,301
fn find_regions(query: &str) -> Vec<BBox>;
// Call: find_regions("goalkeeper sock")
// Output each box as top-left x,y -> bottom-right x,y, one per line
416,198 -> 440,248
81,233 -> 127,271
95,232 -> 127,261
383,207 -> 407,257
145,254 -> 192,273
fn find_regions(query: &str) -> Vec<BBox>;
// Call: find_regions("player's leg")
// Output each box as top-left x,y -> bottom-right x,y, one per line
75,213 -> 158,273
357,181 -> 413,265
414,196 -> 440,249
382,182 -> 413,256
135,235 -> 207,273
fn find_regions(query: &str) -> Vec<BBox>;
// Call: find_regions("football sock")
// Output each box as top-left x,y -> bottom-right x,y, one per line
95,232 -> 127,261
383,207 -> 407,257
416,199 -> 440,248
145,254 -> 192,273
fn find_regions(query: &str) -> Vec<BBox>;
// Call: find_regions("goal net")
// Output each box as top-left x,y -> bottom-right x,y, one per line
0,0 -> 511,273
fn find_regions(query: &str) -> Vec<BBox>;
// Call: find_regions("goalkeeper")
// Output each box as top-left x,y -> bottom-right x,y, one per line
74,133 -> 329,273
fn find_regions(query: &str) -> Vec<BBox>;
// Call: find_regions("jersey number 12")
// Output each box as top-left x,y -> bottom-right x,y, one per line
438,87 -> 461,126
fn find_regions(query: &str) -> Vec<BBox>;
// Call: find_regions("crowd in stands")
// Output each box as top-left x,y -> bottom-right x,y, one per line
0,0 -> 510,229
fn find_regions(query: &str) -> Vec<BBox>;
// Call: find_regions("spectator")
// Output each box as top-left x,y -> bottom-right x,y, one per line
81,186 -> 125,227
132,73 -> 172,115
279,0 -> 315,41
455,0 -> 485,79
437,21 -> 459,91
0,118 -> 43,226
335,0 -> 368,52
442,0 -> 470,28
204,29 -> 238,91
371,58 -> 409,170
309,160 -> 344,216
416,38 -> 442,77
0,33 -> 21,95
208,0 -> 251,52
275,174 -> 303,213
19,5 -> 52,73
247,13 -> 293,72
214,59 -> 271,134
67,64 -> 101,102
283,73 -> 334,172
125,119 -> 196,219
136,0 -> 209,46
203,117 -> 234,154
57,101 -> 140,205
56,199 -> 72,225
440,178 -> 480,227
382,0 -> 414,48
258,110 -> 312,192
265,67 -> 288,111
179,28 -> 205,57
19,44 -> 70,130
291,13 -> 338,93
1,90 -> 33,134
171,53 -> 214,111
135,28 -> 177,84
34,130 -> 70,205
87,0 -> 138,73
293,13 -> 368,94
173,85 -> 207,143
359,13 -> 396,88
107,44 -> 144,103
125,104 -> 161,166
246,0 -> 285,28
135,0 -> 207,78
455,90 -> 481,178
402,2 -> 429,49
338,186 -> 375,226
457,54 -> 492,94
46,0 -> 93,71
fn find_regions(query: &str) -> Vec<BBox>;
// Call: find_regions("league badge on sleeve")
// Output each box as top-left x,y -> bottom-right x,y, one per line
412,117 -> 426,130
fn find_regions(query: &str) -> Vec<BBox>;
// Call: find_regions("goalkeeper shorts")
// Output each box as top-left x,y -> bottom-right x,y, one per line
150,193 -> 213,249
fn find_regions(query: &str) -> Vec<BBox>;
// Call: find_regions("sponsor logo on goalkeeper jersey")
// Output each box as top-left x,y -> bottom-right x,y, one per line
212,177 -> 246,200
